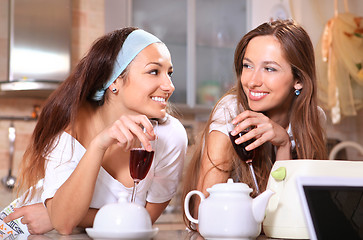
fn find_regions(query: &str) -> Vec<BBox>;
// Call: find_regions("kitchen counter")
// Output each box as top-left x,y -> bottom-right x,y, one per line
12,229 -> 278,240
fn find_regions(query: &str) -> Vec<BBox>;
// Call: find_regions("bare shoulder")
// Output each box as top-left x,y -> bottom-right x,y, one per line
202,130 -> 233,172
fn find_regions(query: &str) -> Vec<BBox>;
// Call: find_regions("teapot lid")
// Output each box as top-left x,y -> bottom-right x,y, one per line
207,178 -> 252,193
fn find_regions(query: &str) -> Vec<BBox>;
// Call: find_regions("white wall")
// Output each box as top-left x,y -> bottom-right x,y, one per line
248,0 -> 292,31
294,0 -> 363,159
249,0 -> 363,47
291,0 -> 363,46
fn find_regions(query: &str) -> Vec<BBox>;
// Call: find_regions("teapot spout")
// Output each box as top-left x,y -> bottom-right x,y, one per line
252,189 -> 274,223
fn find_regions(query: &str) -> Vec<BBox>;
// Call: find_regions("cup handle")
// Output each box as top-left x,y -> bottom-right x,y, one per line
184,190 -> 205,224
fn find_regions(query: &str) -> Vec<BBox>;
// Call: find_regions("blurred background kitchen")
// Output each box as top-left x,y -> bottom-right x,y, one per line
0,0 -> 362,229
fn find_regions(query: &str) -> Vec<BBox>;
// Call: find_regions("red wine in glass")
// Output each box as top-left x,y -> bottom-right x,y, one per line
228,130 -> 255,160
129,119 -> 158,203
228,129 -> 260,195
130,148 -> 154,181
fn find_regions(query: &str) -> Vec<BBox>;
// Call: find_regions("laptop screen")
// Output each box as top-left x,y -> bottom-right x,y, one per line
303,185 -> 363,240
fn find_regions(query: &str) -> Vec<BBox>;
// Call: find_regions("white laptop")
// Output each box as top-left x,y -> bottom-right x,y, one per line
296,176 -> 363,240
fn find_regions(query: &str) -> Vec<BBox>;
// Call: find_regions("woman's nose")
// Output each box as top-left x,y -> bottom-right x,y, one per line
160,76 -> 175,93
247,71 -> 263,88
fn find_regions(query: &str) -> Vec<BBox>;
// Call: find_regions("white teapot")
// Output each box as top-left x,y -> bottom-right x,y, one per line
184,178 -> 274,240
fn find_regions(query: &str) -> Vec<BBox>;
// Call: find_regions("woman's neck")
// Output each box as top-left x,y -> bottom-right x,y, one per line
266,109 -> 290,130
265,95 -> 294,129
73,102 -> 117,148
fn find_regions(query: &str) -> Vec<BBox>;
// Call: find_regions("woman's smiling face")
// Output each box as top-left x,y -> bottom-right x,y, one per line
240,35 -> 301,116
116,42 -> 175,119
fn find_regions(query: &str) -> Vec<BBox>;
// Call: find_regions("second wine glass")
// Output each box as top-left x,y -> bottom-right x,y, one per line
129,119 -> 158,203
224,107 -> 260,195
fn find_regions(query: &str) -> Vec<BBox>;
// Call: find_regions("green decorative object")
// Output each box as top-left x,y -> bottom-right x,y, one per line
271,167 -> 286,181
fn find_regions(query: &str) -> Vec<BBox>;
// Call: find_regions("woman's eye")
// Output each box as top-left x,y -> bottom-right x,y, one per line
168,71 -> 173,77
265,67 -> 276,72
242,63 -> 252,69
149,69 -> 158,75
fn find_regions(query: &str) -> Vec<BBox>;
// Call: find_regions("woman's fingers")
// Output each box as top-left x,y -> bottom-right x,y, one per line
231,110 -> 288,150
3,207 -> 25,223
4,204 -> 53,235
110,115 -> 156,152
96,115 -> 157,152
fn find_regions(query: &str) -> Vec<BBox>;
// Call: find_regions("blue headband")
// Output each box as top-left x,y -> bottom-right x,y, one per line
92,29 -> 162,101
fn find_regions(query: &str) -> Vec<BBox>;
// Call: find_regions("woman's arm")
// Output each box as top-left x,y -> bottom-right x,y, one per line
145,201 -> 170,224
3,145 -> 104,235
3,203 -> 98,235
46,140 -> 106,234
194,131 -> 232,216
78,208 -> 99,228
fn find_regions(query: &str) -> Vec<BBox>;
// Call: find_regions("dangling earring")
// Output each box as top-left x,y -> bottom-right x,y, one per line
294,89 -> 301,96
112,88 -> 117,93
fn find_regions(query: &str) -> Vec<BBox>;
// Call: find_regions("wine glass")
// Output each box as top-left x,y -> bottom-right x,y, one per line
224,107 -> 260,195
130,119 -> 158,203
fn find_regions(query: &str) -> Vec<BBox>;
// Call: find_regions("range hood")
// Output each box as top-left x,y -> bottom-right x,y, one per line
0,0 -> 72,98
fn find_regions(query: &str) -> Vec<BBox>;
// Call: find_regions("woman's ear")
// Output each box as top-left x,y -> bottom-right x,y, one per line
294,80 -> 303,91
108,80 -> 118,94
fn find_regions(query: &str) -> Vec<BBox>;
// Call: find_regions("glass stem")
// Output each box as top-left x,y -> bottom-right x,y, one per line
131,180 -> 139,203
247,160 -> 260,195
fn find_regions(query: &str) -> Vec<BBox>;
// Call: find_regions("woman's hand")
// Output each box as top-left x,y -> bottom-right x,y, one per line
3,203 -> 53,235
231,110 -> 291,159
94,115 -> 156,152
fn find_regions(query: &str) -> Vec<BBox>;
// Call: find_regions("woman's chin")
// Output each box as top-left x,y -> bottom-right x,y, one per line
149,110 -> 166,119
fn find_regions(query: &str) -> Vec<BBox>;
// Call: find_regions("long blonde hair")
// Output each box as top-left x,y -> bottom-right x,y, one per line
182,19 -> 327,230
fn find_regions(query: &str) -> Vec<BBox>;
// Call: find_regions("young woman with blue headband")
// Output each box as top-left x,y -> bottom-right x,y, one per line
4,27 -> 187,235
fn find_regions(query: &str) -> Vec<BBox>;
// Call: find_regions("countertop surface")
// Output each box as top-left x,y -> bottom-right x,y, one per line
11,229 -> 276,240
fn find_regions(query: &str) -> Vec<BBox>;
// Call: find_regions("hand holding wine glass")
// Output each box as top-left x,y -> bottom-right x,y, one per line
130,119 -> 158,203
224,107 -> 260,195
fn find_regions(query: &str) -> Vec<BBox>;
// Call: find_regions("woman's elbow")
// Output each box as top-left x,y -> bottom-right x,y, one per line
53,221 -> 76,235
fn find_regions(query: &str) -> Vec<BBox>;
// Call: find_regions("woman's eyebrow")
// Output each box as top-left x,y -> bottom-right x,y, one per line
145,62 -> 162,67
263,60 -> 282,68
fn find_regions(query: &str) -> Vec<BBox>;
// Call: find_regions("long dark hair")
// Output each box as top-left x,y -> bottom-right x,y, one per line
182,19 -> 327,230
17,27 -> 138,201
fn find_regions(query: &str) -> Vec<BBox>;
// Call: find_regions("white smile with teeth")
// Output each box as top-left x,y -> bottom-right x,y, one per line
251,91 -> 268,97
152,96 -> 166,103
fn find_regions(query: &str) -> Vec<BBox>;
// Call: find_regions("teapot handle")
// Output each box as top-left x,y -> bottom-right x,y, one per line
184,190 -> 205,224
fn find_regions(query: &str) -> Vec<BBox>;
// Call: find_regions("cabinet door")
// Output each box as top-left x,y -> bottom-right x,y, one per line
131,0 -> 248,108
194,0 -> 248,107
132,0 -> 187,104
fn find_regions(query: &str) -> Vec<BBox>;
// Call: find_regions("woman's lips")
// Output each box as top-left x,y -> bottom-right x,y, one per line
249,90 -> 268,101
151,96 -> 167,106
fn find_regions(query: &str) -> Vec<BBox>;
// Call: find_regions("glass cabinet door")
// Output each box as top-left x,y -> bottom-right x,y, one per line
194,0 -> 247,106
131,0 -> 248,108
132,0 -> 187,104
